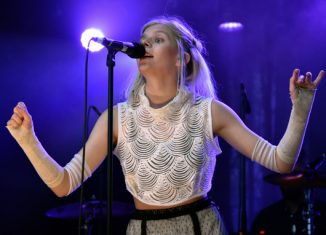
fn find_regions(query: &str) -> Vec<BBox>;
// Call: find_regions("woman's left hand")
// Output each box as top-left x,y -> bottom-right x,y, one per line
289,69 -> 324,102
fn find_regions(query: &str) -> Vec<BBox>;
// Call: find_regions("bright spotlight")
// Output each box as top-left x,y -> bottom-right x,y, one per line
218,22 -> 244,32
81,28 -> 105,52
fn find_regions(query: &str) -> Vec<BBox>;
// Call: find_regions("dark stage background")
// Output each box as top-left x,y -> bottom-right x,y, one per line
1,0 -> 325,234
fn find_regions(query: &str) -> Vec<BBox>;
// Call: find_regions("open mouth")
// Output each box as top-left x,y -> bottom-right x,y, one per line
141,53 -> 153,58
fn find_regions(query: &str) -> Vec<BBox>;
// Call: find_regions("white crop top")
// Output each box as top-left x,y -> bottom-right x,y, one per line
113,85 -> 222,206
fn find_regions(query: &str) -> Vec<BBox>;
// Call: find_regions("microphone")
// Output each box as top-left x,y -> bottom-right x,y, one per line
92,37 -> 145,58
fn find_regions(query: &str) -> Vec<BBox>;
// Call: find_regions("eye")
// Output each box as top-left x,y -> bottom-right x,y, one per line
154,38 -> 164,43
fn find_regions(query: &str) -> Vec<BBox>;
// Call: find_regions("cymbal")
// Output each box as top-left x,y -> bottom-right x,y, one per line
46,200 -> 135,219
264,171 -> 326,188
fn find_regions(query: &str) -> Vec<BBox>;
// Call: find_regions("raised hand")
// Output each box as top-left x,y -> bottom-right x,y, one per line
6,102 -> 36,145
289,69 -> 324,102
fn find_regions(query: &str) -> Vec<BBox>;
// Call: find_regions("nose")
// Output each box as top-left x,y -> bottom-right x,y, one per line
142,38 -> 151,48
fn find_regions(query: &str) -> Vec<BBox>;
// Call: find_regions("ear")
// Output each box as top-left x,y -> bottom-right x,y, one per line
176,52 -> 191,67
184,52 -> 191,65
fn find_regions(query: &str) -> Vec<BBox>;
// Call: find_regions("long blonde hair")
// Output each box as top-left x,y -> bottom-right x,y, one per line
127,16 -> 217,101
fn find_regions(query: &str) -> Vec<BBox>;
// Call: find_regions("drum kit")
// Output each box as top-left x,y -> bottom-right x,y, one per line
263,154 -> 326,235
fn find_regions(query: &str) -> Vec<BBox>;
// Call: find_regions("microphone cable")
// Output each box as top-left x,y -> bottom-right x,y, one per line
78,38 -> 102,235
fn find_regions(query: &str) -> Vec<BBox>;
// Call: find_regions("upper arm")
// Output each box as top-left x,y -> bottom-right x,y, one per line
77,106 -> 118,172
211,100 -> 259,158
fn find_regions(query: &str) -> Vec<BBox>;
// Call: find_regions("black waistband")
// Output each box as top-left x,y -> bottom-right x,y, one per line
130,197 -> 215,220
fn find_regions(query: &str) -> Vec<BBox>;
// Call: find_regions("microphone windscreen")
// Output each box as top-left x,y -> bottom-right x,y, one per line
127,43 -> 145,58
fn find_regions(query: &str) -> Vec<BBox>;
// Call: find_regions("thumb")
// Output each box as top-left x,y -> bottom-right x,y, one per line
15,102 -> 33,129
17,101 -> 28,113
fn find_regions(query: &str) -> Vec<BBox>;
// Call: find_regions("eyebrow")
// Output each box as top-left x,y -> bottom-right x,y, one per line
141,30 -> 170,40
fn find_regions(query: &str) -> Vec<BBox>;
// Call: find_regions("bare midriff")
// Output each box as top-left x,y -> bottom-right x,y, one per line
133,194 -> 207,210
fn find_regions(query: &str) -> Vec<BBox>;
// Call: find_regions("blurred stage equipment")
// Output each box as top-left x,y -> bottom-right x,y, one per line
46,200 -> 134,235
264,154 -> 326,235
264,171 -> 326,189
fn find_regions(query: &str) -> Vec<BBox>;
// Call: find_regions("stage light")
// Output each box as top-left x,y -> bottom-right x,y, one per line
218,22 -> 244,32
80,28 -> 105,52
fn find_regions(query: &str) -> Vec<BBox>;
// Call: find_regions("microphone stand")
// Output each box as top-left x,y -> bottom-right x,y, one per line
105,47 -> 116,235
100,41 -> 143,235
238,83 -> 251,235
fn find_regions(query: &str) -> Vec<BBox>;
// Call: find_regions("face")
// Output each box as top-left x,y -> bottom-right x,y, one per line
138,24 -> 179,80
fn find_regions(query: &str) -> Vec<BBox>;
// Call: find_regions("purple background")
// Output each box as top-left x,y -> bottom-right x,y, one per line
1,0 -> 325,234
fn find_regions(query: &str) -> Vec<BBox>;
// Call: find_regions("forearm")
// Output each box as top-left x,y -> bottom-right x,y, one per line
276,88 -> 315,168
20,135 -> 93,197
252,88 -> 315,173
19,134 -> 69,196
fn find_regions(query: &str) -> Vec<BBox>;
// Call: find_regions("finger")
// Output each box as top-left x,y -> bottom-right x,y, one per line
14,107 -> 30,123
6,119 -> 19,129
15,102 -> 28,112
13,107 -> 23,119
11,113 -> 23,125
14,102 -> 32,123
290,68 -> 300,91
291,68 -> 300,81
312,70 -> 325,87
305,72 -> 312,84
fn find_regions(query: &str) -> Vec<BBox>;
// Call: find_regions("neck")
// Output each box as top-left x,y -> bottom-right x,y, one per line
144,79 -> 178,108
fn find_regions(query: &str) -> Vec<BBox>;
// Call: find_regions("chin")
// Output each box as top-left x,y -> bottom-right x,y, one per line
139,65 -> 151,75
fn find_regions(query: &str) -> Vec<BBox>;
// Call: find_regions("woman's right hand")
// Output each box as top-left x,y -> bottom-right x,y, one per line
6,102 -> 36,146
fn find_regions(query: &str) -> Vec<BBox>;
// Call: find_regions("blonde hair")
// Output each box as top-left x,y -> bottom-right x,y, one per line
127,16 -> 217,101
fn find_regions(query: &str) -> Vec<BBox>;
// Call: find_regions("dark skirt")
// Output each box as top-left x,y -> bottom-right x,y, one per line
126,197 -> 228,235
